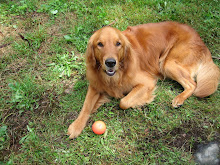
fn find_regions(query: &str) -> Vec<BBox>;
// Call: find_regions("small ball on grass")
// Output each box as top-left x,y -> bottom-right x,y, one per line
92,121 -> 106,135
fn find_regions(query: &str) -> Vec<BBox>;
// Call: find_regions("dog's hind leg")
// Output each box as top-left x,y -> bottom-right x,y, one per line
163,60 -> 197,108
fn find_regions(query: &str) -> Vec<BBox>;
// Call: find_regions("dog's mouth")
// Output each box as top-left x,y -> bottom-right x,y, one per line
105,68 -> 116,76
104,58 -> 117,76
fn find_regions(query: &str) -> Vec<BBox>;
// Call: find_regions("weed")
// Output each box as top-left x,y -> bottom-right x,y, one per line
8,75 -> 45,112
0,125 -> 8,149
47,51 -> 85,78
37,0 -> 70,18
6,0 -> 38,15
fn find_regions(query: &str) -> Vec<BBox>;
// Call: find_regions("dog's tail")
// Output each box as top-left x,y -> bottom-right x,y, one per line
194,56 -> 220,98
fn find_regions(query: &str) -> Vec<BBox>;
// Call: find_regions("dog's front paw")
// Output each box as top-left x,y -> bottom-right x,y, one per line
172,96 -> 184,108
67,120 -> 85,139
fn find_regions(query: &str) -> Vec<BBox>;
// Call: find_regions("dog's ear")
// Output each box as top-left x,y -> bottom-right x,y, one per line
124,41 -> 131,59
120,35 -> 131,70
85,40 -> 96,68
123,44 -> 131,71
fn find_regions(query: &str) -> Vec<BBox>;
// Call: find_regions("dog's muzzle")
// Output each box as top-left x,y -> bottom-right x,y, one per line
105,58 -> 116,76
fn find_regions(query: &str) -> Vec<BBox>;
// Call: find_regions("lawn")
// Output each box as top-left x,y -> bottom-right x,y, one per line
0,0 -> 219,164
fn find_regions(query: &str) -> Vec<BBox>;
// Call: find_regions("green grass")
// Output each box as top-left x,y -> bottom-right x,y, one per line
0,0 -> 219,164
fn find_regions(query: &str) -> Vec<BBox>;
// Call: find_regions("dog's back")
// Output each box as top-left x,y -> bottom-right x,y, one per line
123,21 -> 220,107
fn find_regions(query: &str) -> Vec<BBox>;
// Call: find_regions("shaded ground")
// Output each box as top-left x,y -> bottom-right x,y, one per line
5,92 -> 219,161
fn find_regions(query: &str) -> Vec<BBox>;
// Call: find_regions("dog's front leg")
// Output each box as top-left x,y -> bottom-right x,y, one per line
119,83 -> 156,109
68,85 -> 100,139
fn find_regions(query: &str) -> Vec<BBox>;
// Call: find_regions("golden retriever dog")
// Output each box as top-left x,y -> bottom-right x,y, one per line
68,21 -> 220,139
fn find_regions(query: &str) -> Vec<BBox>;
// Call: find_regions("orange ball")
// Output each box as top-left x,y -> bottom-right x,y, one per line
92,121 -> 106,135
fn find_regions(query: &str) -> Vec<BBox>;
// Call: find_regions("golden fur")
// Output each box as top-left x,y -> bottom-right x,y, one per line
68,21 -> 220,138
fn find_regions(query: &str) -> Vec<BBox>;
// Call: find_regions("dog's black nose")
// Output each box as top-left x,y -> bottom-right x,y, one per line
105,58 -> 116,67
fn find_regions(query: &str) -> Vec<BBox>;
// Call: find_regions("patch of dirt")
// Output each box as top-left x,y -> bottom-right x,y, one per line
35,89 -> 60,115
0,12 -> 51,56
0,111 -> 30,161
137,120 -> 220,156
0,89 -> 60,162
0,26 -> 16,56
5,58 -> 27,74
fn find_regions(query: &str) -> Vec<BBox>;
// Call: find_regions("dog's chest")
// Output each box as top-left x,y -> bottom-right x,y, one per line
103,81 -> 133,98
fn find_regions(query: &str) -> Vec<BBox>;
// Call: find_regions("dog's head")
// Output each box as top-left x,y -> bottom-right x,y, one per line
86,26 -> 130,77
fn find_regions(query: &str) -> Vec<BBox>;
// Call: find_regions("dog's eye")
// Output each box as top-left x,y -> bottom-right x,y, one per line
97,42 -> 104,47
116,42 -> 121,46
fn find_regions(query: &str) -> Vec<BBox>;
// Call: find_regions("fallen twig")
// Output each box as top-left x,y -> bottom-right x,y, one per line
0,33 -> 33,50
18,33 -> 32,48
0,42 -> 13,48
90,19 -> 118,34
